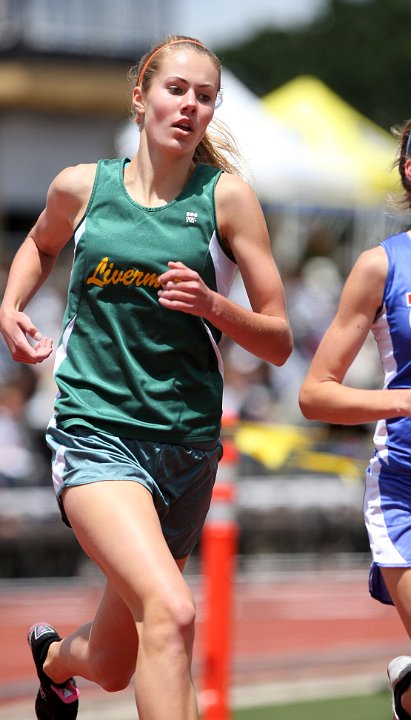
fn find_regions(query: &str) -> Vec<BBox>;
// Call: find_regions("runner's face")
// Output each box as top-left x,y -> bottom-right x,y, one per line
137,49 -> 220,156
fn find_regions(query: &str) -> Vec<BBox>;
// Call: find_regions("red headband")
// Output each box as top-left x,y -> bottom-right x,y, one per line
137,38 -> 206,87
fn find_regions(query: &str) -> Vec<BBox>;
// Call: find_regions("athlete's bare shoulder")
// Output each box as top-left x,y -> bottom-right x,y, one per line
215,171 -> 256,205
47,163 -> 98,228
352,244 -> 388,284
215,172 -> 265,229
214,171 -> 273,264
51,162 -> 97,201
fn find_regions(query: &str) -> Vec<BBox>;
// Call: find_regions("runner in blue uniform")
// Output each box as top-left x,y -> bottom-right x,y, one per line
0,35 -> 292,720
299,119 -> 411,720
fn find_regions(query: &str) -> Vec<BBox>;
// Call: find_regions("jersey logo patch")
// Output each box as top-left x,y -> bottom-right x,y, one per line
186,211 -> 198,224
406,292 -> 411,306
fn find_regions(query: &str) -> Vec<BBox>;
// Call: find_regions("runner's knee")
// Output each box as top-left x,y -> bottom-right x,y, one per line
141,592 -> 196,657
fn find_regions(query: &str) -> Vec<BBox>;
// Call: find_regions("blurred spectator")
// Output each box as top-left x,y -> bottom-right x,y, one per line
222,341 -> 275,422
0,364 -> 42,486
23,285 -> 65,433
286,255 -> 343,358
222,255 -> 346,426
0,277 -> 66,485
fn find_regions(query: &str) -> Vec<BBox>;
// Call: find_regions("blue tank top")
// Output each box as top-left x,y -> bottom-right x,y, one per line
372,231 -> 411,472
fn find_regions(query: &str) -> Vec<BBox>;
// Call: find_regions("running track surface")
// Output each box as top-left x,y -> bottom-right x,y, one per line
0,566 -> 408,714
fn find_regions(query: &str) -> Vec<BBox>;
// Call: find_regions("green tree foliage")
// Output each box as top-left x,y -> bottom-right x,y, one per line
215,0 -> 411,131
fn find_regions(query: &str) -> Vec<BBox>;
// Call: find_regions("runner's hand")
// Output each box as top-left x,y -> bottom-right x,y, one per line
158,261 -> 215,318
0,308 -> 53,364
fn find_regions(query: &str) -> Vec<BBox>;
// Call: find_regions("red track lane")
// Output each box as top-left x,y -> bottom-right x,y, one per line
0,566 -> 408,704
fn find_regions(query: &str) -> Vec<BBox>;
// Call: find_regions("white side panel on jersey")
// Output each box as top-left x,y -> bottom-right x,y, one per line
203,323 -> 224,379
209,231 -> 237,298
364,457 -> 407,564
372,304 -> 398,389
372,304 -> 398,456
74,217 -> 86,248
54,315 -> 77,374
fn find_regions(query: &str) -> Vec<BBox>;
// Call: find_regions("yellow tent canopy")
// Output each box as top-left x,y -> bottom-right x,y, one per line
263,75 -> 401,205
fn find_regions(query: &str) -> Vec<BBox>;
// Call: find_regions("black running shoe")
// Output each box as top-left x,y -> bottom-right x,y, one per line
27,623 -> 80,720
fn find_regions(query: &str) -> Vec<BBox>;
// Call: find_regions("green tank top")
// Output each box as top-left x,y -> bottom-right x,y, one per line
53,158 -> 237,443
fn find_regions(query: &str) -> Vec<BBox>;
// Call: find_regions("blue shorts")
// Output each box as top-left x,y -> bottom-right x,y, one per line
46,423 -> 222,559
365,457 -> 411,605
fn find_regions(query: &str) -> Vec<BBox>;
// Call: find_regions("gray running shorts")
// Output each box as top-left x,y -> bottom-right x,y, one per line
46,423 -> 222,559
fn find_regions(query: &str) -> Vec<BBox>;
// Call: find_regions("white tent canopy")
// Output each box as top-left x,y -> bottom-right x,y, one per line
214,68 -> 354,205
115,68 -> 354,207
